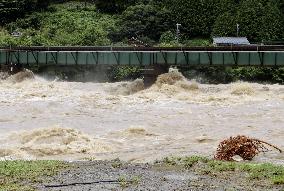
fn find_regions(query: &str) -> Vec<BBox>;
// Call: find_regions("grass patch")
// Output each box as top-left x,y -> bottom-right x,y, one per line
239,163 -> 284,182
118,175 -> 140,188
118,176 -> 129,188
206,160 -> 237,172
207,160 -> 284,184
111,159 -> 123,169
159,156 -> 208,168
0,160 -> 68,191
159,156 -> 284,185
183,156 -> 209,168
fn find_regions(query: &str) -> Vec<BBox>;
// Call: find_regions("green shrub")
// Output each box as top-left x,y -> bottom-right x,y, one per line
0,2 -> 117,46
107,66 -> 143,82
182,66 -> 284,84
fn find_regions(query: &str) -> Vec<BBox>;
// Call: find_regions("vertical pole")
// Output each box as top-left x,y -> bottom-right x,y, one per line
118,52 -> 120,65
45,52 -> 48,65
76,52 -> 78,65
187,52 -> 189,65
275,52 -> 278,66
65,52 -> 68,65
56,51 -> 58,65
236,52 -> 239,66
27,51 -> 29,66
176,23 -> 181,44
18,51 -> 20,65
248,52 -> 251,66
6,51 -> 8,65
37,52 -> 39,66
128,52 -> 131,65
96,52 -> 99,65
155,52 -> 157,65
237,24 -> 240,37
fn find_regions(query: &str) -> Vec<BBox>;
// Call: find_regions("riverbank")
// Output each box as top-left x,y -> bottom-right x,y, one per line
1,157 -> 284,191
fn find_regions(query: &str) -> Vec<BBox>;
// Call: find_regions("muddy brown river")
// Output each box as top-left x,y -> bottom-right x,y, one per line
0,71 -> 284,164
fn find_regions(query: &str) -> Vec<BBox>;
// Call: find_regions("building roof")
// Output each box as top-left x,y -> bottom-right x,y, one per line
213,37 -> 250,45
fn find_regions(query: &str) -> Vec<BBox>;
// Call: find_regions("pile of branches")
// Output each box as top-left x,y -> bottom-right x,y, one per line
215,135 -> 282,161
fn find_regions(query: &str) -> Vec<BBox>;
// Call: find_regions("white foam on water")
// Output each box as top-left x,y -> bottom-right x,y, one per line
0,71 -> 283,163
0,126 -> 110,160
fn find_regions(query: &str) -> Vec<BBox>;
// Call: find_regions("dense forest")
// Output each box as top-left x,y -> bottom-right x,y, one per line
0,0 -> 283,46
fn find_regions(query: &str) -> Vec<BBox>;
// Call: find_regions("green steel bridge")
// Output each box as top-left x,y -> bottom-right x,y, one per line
1,46 -> 284,67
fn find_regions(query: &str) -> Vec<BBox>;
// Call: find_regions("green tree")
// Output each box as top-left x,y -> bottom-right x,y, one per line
116,3 -> 172,41
236,0 -> 283,42
212,0 -> 283,42
0,0 -> 49,25
158,31 -> 179,47
258,1 -> 283,41
215,0 -> 238,13
95,0 -> 138,13
165,0 -> 220,37
212,12 -> 237,37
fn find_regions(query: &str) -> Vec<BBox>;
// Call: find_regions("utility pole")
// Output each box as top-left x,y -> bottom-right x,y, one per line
176,23 -> 181,44
237,24 -> 240,37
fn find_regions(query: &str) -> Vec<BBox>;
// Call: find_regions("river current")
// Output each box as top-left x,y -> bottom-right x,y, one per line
0,71 -> 283,163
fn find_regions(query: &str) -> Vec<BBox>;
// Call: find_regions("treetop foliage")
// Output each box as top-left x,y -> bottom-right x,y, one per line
0,0 -> 283,46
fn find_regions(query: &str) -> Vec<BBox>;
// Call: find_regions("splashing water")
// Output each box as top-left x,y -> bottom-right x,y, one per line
0,126 -> 110,160
110,127 -> 157,138
0,71 -> 283,163
106,79 -> 144,95
155,71 -> 185,87
0,72 -> 9,80
230,82 -> 255,95
6,69 -> 35,83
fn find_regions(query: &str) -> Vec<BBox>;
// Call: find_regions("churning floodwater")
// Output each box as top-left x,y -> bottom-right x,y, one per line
0,70 -> 284,164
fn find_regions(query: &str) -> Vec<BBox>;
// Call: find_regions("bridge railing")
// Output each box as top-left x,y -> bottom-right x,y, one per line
0,46 -> 284,67
1,45 -> 284,52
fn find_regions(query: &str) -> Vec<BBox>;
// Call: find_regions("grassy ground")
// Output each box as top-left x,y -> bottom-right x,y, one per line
158,156 -> 284,185
1,157 -> 284,190
0,160 -> 68,191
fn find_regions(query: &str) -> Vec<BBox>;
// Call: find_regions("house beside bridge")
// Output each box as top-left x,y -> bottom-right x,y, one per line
213,37 -> 250,46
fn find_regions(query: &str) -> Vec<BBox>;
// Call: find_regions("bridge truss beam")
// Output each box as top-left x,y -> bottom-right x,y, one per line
0,49 -> 284,67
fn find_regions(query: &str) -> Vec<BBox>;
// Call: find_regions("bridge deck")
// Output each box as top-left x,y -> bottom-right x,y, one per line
1,46 -> 284,67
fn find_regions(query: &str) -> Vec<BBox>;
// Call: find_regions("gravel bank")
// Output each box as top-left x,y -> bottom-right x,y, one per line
38,160 -> 284,191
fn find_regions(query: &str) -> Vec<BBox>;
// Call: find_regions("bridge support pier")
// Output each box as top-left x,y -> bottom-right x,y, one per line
143,65 -> 169,87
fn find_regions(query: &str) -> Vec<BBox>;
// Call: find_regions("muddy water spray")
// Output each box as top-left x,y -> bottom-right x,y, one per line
0,71 -> 283,163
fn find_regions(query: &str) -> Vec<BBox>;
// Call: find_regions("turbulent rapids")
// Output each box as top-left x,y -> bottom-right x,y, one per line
0,70 -> 284,163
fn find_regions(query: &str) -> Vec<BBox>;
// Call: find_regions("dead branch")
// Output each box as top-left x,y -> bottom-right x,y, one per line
214,135 -> 282,161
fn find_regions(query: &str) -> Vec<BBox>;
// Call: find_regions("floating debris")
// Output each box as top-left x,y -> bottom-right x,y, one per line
215,135 -> 282,161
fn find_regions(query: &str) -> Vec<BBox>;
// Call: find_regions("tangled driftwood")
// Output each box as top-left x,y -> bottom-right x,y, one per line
215,135 -> 282,161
